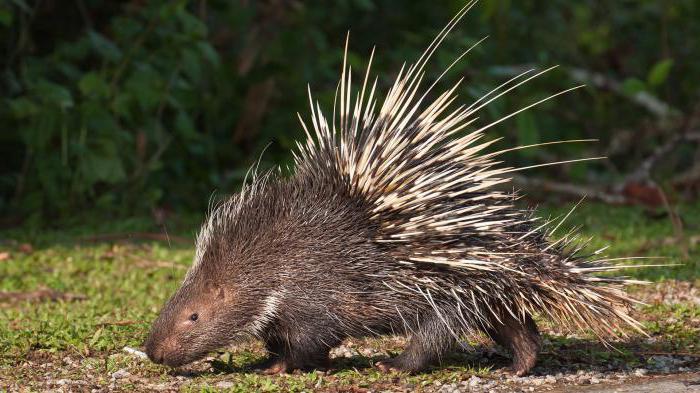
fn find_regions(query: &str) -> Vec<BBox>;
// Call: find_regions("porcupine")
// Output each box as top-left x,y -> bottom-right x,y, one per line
144,1 -> 645,376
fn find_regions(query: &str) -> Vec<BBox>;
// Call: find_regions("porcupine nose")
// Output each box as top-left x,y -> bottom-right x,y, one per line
144,335 -> 167,364
146,343 -> 164,364
154,349 -> 165,364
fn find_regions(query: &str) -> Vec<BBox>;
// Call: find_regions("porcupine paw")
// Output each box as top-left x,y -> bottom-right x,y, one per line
486,314 -> 540,376
254,358 -> 289,375
257,358 -> 331,374
375,355 -> 427,374
510,332 -> 539,376
375,359 -> 400,373
512,349 -> 538,377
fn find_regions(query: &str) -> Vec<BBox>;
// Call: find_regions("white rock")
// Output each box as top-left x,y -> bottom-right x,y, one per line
216,381 -> 235,389
111,369 -> 130,379
123,346 -> 148,360
530,378 -> 545,386
634,368 -> 648,377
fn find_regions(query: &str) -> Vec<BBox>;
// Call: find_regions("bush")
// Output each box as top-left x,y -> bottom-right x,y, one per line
1,0 -> 698,222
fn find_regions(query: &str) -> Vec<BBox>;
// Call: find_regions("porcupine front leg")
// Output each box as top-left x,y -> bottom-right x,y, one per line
376,313 -> 455,373
258,329 -> 339,374
253,336 -> 287,374
486,312 -> 540,376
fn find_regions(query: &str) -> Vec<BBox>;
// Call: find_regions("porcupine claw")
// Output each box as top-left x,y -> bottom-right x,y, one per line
260,360 -> 289,375
375,360 -> 400,373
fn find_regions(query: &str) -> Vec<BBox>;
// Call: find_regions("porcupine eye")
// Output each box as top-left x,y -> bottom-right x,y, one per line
189,313 -> 199,322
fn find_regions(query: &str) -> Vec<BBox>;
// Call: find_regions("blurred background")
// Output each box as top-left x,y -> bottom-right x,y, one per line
1,0 -> 699,226
0,2 -> 698,385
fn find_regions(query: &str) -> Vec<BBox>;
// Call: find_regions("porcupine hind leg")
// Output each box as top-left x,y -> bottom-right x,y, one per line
376,314 -> 455,374
486,312 -> 540,376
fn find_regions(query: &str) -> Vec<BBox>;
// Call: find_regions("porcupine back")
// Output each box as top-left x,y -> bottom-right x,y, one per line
287,0 -> 646,342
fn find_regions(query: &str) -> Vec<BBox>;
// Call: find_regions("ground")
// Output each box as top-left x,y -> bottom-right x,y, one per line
0,203 -> 698,392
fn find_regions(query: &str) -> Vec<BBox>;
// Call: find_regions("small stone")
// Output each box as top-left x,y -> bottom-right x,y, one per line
216,381 -> 234,389
545,375 -> 557,384
440,383 -> 458,393
111,369 -> 130,379
123,346 -> 148,360
634,368 -> 648,377
530,378 -> 545,386
469,376 -> 482,387
590,377 -> 601,384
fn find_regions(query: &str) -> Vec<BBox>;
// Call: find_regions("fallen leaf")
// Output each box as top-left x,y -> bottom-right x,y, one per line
18,243 -> 33,254
0,288 -> 87,303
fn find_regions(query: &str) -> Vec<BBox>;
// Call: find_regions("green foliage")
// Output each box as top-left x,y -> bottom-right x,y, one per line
1,1 -> 231,218
1,0 -> 699,220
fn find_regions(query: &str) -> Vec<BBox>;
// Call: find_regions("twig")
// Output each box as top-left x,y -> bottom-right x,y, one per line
78,232 -> 190,244
510,174 -> 627,204
568,67 -> 681,122
620,132 -> 694,190
233,78 -> 276,144
108,8 -> 161,93
638,351 -> 700,358
95,320 -> 139,327
74,0 -> 93,30
655,183 -> 688,259
490,65 -> 681,121
133,259 -> 187,270
11,148 -> 32,205
0,289 -> 87,303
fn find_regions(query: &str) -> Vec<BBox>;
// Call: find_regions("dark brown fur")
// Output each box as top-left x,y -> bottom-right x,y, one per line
145,171 -> 546,374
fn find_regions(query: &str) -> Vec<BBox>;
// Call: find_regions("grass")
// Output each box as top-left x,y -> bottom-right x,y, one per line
0,202 -> 698,391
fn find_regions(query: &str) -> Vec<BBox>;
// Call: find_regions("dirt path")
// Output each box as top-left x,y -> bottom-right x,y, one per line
570,372 -> 700,393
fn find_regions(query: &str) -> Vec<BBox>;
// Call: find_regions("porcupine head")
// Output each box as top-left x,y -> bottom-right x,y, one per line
145,1 -> 645,373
